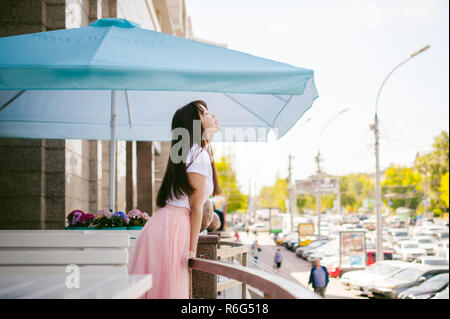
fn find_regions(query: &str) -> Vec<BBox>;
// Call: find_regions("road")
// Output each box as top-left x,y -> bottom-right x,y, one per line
239,231 -> 366,299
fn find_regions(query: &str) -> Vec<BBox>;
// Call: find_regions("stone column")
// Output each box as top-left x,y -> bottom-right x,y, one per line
126,141 -> 138,212
89,140 -> 102,213
137,142 -> 155,216
192,235 -> 219,299
0,139 -> 48,229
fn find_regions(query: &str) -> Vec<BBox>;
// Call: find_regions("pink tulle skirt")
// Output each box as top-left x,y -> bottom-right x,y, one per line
128,204 -> 191,299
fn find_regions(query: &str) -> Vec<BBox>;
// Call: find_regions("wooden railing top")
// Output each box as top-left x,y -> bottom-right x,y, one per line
189,258 -> 320,299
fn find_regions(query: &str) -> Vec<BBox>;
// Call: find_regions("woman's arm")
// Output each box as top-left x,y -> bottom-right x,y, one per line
187,172 -> 207,258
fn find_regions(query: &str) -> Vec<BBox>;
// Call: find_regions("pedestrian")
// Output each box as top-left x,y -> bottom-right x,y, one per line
234,230 -> 240,242
308,258 -> 329,297
128,100 -> 221,299
274,247 -> 283,269
251,240 -> 261,263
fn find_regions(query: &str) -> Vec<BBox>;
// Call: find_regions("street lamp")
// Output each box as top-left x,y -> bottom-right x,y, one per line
288,117 -> 311,232
316,108 -> 349,240
372,45 -> 430,262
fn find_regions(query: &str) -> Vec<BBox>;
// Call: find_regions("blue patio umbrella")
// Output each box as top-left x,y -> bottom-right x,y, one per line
0,18 -> 318,211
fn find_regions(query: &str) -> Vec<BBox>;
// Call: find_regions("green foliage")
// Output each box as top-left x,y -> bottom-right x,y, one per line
258,175 -> 288,211
415,131 -> 449,212
381,165 -> 423,210
215,155 -> 247,213
296,194 -> 316,211
339,174 -> 375,209
440,172 -> 449,208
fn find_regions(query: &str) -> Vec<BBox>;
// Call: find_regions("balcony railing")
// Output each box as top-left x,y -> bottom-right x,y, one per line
189,234 -> 320,299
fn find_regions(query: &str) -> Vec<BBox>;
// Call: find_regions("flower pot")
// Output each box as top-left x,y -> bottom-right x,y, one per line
100,227 -> 128,230
65,226 -> 95,230
127,226 -> 143,230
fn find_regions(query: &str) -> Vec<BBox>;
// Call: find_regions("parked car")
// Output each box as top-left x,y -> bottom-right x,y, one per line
366,249 -> 394,265
414,236 -> 437,256
307,241 -> 339,263
369,264 -> 449,299
414,256 -> 449,266
296,239 -> 329,259
323,249 -> 393,279
285,237 -> 299,251
276,232 -> 296,246
322,256 -> 341,278
398,273 -> 449,299
341,260 -> 410,295
393,240 -> 427,261
435,240 -> 449,261
282,233 -> 298,248
387,229 -> 410,245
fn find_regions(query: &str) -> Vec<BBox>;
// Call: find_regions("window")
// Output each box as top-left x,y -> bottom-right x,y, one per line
418,239 -> 433,244
392,268 -> 423,281
425,260 -> 449,266
419,273 -> 449,290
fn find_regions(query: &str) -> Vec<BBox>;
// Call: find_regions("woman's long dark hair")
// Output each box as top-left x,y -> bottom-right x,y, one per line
156,100 -> 221,208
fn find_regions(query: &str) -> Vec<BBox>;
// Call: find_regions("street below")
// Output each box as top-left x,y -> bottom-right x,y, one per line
239,231 -> 366,299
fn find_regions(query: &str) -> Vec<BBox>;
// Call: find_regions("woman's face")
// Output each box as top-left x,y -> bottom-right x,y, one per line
198,104 -> 220,138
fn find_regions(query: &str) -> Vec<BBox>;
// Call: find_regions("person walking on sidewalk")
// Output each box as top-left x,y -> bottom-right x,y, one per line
251,240 -> 261,263
274,248 -> 283,269
308,258 -> 329,297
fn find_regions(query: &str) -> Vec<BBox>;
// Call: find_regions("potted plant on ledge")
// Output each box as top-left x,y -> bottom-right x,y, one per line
93,209 -> 128,230
65,210 -> 95,230
126,209 -> 150,230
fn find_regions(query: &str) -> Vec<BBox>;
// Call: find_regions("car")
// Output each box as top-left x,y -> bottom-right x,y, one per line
307,241 -> 339,263
366,249 -> 394,265
398,273 -> 449,299
437,231 -> 449,241
285,237 -> 299,251
321,255 -> 341,277
282,233 -> 298,248
393,240 -> 427,261
387,229 -> 410,245
435,240 -> 449,261
369,264 -> 449,299
296,239 -> 329,259
276,232 -> 296,246
341,260 -> 410,295
249,223 -> 269,233
414,236 -> 437,256
414,256 -> 449,266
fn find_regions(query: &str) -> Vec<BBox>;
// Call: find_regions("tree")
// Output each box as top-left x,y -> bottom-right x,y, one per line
415,131 -> 449,211
440,172 -> 449,209
381,165 -> 423,210
215,155 -> 247,213
257,175 -> 288,212
339,173 -> 375,210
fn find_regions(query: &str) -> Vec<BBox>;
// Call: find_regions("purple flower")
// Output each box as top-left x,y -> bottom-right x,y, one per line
113,211 -> 126,220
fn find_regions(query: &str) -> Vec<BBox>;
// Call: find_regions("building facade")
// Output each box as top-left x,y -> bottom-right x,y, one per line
0,0 -> 199,229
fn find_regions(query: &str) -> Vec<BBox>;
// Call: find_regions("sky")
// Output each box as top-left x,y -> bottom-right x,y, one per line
185,0 -> 449,196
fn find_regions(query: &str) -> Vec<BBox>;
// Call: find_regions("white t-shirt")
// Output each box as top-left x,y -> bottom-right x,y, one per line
165,143 -> 214,210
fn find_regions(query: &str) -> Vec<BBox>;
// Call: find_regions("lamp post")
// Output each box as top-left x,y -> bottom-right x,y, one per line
371,45 -> 430,262
288,117 -> 311,233
316,108 -> 349,240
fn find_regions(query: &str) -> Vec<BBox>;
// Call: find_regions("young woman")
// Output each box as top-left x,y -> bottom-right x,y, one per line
128,100 -> 221,299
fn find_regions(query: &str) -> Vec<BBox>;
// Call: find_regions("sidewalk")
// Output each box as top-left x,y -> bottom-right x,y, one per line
239,231 -> 365,299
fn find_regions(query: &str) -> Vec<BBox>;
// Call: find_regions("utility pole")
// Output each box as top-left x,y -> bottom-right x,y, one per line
336,175 -> 342,216
288,154 -> 296,233
316,152 -> 322,241
372,45 -> 430,263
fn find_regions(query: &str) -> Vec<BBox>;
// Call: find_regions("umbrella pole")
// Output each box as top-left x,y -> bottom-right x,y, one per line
109,90 -> 117,212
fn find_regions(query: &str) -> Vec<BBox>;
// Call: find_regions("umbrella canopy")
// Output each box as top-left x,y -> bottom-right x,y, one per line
0,18 -> 318,211
0,18 -> 318,142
